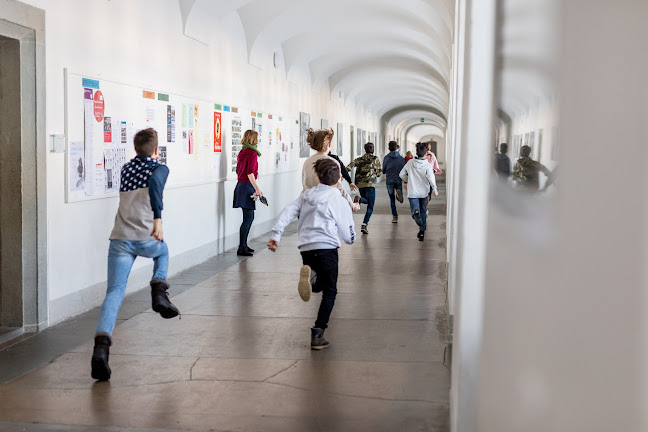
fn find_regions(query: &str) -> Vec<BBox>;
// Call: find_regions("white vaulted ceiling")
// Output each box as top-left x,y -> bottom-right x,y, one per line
180,0 -> 454,138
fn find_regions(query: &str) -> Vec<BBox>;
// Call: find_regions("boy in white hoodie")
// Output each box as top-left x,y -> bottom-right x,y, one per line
268,158 -> 356,350
399,142 -> 439,242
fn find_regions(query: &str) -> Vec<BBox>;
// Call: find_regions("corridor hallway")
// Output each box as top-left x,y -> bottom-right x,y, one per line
0,181 -> 450,432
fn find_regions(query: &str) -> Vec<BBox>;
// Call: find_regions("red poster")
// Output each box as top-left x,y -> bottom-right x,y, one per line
214,112 -> 222,152
94,91 -> 105,122
188,130 -> 194,155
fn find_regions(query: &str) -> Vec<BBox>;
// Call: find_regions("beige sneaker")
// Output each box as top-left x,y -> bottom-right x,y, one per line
298,265 -> 312,302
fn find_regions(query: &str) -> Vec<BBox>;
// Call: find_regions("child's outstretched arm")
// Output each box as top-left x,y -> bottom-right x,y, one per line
268,194 -> 303,251
331,197 -> 356,245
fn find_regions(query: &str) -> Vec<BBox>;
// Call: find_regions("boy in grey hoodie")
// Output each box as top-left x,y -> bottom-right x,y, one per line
268,158 -> 356,350
399,142 -> 439,242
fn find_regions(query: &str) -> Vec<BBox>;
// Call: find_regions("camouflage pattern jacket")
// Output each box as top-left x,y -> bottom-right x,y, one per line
512,157 -> 551,190
347,154 -> 382,188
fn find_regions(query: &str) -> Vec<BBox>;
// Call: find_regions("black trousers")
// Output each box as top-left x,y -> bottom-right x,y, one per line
300,249 -> 339,329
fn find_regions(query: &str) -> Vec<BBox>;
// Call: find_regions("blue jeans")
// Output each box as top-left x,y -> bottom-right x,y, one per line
359,187 -> 376,225
96,240 -> 169,335
408,198 -> 428,231
386,180 -> 402,217
240,208 -> 255,249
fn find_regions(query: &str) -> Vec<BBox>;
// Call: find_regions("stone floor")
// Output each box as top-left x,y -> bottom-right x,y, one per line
0,182 -> 450,432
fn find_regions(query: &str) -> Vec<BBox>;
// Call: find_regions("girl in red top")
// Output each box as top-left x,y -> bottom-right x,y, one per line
233,130 -> 263,256
404,151 -> 414,163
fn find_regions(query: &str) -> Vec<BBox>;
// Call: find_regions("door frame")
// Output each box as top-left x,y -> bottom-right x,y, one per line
0,1 -> 48,333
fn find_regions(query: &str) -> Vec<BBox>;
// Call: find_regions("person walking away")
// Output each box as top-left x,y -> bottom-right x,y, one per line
399,142 -> 438,242
302,128 -> 359,211
268,159 -> 356,350
328,149 -> 358,193
512,145 -> 551,191
405,151 -> 414,163
234,129 -> 263,256
426,149 -> 443,174
494,143 -> 511,179
382,141 -> 406,223
347,142 -> 382,234
91,128 -> 180,381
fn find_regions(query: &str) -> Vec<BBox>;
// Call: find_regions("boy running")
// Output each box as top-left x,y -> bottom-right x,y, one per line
91,128 -> 180,381
268,159 -> 356,350
399,142 -> 438,242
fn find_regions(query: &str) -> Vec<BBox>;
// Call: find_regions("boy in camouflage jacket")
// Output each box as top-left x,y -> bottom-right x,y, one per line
347,142 -> 382,234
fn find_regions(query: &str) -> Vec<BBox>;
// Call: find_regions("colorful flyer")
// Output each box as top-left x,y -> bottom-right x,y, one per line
214,112 -> 222,153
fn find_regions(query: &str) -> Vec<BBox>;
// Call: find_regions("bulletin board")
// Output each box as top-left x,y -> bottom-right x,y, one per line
64,70 -> 299,203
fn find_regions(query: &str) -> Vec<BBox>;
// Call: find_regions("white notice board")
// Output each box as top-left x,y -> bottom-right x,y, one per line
64,69 -> 299,203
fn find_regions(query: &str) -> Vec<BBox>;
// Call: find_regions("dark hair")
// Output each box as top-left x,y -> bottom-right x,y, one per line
314,158 -> 340,186
388,141 -> 399,152
520,145 -> 532,158
134,128 -> 158,156
500,143 -> 508,154
307,128 -> 334,152
364,142 -> 374,154
415,142 -> 428,158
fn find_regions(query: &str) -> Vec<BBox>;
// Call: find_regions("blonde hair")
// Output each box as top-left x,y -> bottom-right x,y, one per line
406,151 -> 413,158
242,129 -> 258,146
306,128 -> 334,152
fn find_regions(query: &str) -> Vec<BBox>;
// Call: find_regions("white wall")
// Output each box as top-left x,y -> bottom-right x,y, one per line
14,0 -> 379,325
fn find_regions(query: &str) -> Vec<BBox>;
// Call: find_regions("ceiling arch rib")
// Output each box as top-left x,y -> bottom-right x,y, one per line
311,53 -> 449,93
405,124 -> 446,142
382,105 -> 449,125
329,57 -> 449,95
180,0 -> 255,44
353,82 -> 449,112
389,110 -> 447,128
238,0 -> 453,68
283,31 -> 450,84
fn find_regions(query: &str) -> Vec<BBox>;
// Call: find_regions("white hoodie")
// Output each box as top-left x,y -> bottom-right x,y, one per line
399,158 -> 438,198
271,184 -> 356,251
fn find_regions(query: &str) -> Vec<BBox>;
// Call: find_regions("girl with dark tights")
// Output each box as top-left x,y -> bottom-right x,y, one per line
233,129 -> 263,256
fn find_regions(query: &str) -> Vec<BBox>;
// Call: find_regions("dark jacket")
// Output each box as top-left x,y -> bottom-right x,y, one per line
495,153 -> 511,178
383,151 -> 406,183
328,152 -> 352,184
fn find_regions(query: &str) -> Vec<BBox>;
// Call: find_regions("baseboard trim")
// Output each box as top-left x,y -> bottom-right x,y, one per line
48,219 -> 276,326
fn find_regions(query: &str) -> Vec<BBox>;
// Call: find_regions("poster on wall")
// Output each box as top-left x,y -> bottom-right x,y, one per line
231,115 -> 242,172
337,123 -> 343,156
69,140 -> 85,191
299,112 -> 311,157
321,119 -> 329,129
103,117 -> 112,143
214,111 -> 222,152
167,105 -> 176,143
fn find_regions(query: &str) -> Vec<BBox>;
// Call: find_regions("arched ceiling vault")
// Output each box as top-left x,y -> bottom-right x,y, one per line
181,0 -> 454,134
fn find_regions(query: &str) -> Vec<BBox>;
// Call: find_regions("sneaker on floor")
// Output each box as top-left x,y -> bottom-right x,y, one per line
298,265 -> 312,302
311,327 -> 330,350
361,224 -> 369,235
395,188 -> 404,203
151,279 -> 180,319
418,230 -> 425,242
392,216 -> 398,223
